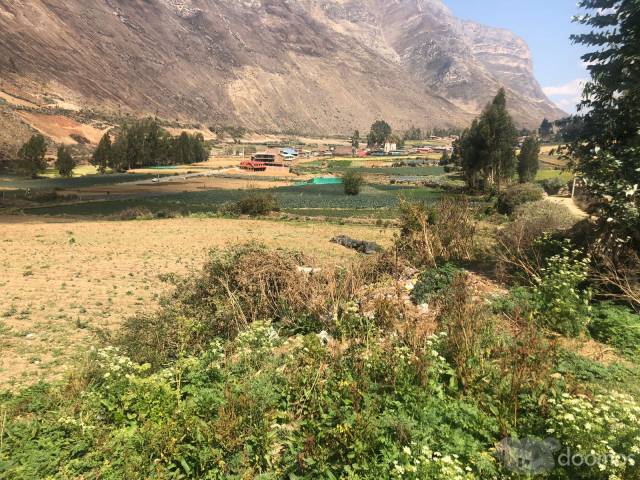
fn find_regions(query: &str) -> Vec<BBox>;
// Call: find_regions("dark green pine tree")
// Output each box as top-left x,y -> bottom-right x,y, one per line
539,118 -> 553,137
17,134 -> 48,178
351,130 -> 360,151
55,145 -> 77,178
458,89 -> 518,191
518,136 -> 540,183
570,0 -> 640,243
91,132 -> 112,174
439,149 -> 450,166
480,88 -> 518,190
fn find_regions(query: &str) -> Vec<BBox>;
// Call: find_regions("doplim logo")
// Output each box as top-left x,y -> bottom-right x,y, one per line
496,437 -> 561,474
497,437 -> 637,473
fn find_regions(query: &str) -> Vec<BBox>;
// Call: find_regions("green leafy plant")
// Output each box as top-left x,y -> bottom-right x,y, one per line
532,246 -> 592,337
411,263 -> 463,305
589,302 -> 640,360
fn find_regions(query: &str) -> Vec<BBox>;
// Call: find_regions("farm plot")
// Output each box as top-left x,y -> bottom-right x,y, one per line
23,184 -> 448,218
0,215 -> 392,389
0,173 -> 157,191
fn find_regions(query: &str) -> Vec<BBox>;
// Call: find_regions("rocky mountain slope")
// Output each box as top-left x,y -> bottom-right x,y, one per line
0,0 -> 564,136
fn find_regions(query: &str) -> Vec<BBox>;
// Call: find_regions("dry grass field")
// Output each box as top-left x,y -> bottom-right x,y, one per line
0,216 -> 391,389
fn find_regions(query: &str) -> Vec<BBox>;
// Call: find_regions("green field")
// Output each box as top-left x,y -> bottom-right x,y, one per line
328,165 -> 446,177
0,172 -> 157,190
535,169 -> 573,182
24,184 -> 448,217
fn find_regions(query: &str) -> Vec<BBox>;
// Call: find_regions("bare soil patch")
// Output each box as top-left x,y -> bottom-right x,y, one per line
16,112 -> 109,145
0,216 -> 391,389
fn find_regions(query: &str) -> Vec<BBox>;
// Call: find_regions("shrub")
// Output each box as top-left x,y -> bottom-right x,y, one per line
491,286 -> 536,317
3,314 -> 505,479
589,302 -> 640,359
532,246 -> 592,337
546,391 -> 640,479
496,183 -> 544,215
396,198 -> 476,267
496,201 -> 576,282
28,190 -> 59,203
116,244 -> 381,366
437,274 -> 498,393
541,176 -> 566,195
411,263 -> 463,305
342,170 -> 364,195
221,191 -> 280,216
115,207 -> 153,220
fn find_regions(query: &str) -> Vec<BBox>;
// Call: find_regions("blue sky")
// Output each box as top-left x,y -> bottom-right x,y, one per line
444,0 -> 590,113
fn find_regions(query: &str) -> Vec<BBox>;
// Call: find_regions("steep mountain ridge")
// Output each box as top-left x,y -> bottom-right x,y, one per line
0,0 -> 564,137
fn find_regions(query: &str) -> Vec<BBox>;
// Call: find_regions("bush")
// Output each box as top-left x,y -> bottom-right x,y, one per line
411,263 -> 463,305
496,183 -> 544,215
342,170 -> 364,195
541,176 -> 566,195
531,246 -> 592,337
496,201 -> 577,281
116,244 -> 380,367
589,302 -> 640,359
396,198 -> 476,267
3,312 -> 505,479
115,207 -> 153,220
221,191 -> 280,216
546,391 -> 640,479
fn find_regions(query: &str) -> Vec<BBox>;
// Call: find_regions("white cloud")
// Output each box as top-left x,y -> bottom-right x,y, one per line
543,78 -> 587,113
543,79 -> 586,96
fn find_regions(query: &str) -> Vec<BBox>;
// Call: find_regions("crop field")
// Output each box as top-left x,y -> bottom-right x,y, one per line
328,165 -> 446,177
23,183 -> 448,218
0,172 -> 157,190
0,215 -> 392,389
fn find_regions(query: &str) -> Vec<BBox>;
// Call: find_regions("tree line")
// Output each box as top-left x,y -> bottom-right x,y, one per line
92,119 -> 210,173
10,119 -> 210,178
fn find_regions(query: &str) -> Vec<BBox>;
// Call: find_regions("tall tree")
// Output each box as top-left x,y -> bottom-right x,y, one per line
439,150 -> 450,166
570,0 -> 640,242
92,132 -> 112,174
517,136 -> 540,183
367,120 -> 392,147
17,134 -> 47,178
173,132 -> 192,165
539,118 -> 553,137
191,133 -> 209,163
458,89 -> 518,190
351,130 -> 360,152
55,145 -> 77,178
403,125 -> 423,141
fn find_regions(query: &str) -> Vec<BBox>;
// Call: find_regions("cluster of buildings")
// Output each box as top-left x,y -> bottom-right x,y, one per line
238,141 -> 453,171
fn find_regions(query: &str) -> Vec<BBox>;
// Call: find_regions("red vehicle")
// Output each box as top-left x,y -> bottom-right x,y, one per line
239,159 -> 267,172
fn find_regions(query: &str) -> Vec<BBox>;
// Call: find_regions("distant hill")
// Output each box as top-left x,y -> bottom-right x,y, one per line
0,0 -> 564,138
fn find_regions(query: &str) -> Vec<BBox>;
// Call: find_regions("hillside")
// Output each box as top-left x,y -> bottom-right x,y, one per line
0,0 -> 564,138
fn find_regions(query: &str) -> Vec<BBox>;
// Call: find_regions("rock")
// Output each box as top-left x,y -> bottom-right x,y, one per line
330,235 -> 383,255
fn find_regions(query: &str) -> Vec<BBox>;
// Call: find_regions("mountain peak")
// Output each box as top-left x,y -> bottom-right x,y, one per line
0,0 -> 563,136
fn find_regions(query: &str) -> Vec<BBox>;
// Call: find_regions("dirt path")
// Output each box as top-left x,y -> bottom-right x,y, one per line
546,196 -> 589,219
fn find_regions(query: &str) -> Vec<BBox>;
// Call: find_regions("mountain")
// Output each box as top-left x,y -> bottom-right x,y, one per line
0,0 -> 564,138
